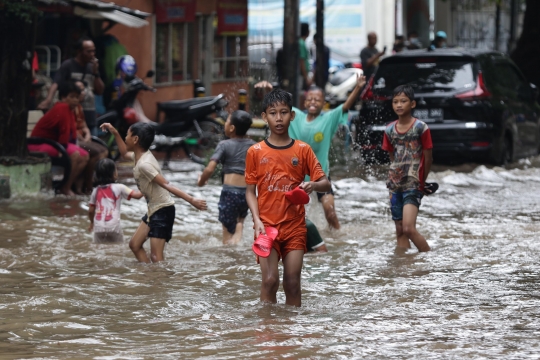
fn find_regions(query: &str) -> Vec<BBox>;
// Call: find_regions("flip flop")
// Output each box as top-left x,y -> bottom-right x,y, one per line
285,187 -> 310,205
252,226 -> 278,258
424,182 -> 439,195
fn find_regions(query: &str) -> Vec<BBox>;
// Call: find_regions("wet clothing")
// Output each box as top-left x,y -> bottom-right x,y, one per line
210,138 -> 256,175
382,119 -> 433,192
245,139 -> 325,259
141,205 -> 176,242
130,151 -> 175,217
218,185 -> 249,234
306,218 -> 325,251
360,46 -> 380,80
28,142 -> 88,158
289,105 -> 348,179
89,183 -> 134,243
389,189 -> 423,221
54,58 -> 100,128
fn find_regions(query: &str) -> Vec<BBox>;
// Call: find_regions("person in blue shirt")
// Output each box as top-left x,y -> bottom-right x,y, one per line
255,74 -> 365,229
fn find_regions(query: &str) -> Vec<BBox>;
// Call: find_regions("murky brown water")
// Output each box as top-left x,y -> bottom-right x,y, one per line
1,154 -> 540,359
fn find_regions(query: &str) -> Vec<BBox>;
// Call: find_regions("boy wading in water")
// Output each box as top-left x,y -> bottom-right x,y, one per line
198,110 -> 255,245
100,122 -> 207,262
382,85 -> 432,252
245,90 -> 330,307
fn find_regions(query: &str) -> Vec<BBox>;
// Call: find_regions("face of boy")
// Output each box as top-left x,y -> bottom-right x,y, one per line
224,115 -> 235,136
392,93 -> 416,117
125,128 -> 138,151
262,102 -> 295,135
304,89 -> 324,116
64,92 -> 80,109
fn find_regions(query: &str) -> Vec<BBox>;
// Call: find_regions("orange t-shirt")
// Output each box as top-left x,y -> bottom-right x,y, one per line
245,139 -> 325,227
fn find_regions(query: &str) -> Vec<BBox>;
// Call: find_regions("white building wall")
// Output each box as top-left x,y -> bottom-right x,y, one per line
364,0 -> 396,55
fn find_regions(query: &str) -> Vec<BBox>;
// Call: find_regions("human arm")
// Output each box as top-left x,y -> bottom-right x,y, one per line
382,131 -> 394,162
246,184 -> 265,237
198,160 -> 218,187
152,174 -> 207,210
299,59 -> 312,87
100,123 -> 129,158
129,190 -> 144,199
88,205 -> 95,232
91,58 -> 105,95
299,175 -> 330,194
423,149 -> 433,182
362,48 -> 386,69
37,83 -> 58,110
342,74 -> 366,112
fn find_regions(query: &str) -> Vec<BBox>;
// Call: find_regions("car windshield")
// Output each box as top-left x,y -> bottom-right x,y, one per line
373,57 -> 476,94
329,69 -> 358,86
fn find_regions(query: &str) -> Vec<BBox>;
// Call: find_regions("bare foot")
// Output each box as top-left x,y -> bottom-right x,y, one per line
60,188 -> 76,196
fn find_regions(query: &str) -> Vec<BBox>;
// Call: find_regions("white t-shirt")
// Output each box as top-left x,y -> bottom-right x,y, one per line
131,151 -> 174,217
89,183 -> 133,234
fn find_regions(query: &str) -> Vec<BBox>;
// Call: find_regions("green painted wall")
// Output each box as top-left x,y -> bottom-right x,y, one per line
0,162 -> 51,198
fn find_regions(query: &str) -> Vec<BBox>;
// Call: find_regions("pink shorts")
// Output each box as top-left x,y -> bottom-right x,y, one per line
28,143 -> 88,157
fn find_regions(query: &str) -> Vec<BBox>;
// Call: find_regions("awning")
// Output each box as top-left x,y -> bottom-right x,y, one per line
73,6 -> 149,28
39,0 -> 151,28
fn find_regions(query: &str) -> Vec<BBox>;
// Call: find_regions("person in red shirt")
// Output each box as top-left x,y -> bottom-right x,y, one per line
245,89 -> 330,307
28,81 -> 89,196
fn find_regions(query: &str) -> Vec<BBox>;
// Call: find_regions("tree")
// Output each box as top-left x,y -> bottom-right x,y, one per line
511,0 -> 540,87
0,0 -> 39,158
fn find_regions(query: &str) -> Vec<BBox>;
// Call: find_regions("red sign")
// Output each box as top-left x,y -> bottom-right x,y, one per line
217,0 -> 248,35
154,0 -> 196,24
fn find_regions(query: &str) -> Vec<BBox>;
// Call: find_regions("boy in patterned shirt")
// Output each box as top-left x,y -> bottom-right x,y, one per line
245,89 -> 330,307
382,85 -> 433,252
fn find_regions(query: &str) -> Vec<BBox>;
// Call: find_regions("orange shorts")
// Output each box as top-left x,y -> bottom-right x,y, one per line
263,218 -> 307,261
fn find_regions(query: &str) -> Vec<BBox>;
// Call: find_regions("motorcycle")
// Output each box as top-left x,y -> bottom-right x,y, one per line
97,70 -> 227,165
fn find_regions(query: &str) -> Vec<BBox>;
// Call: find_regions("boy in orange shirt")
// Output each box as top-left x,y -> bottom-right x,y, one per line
245,89 -> 330,307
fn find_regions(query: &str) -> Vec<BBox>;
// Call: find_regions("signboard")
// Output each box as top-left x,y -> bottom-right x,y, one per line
217,0 -> 248,35
154,0 -> 196,24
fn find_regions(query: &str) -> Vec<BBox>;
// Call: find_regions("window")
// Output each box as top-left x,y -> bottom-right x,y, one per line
213,35 -> 248,80
155,22 -> 194,84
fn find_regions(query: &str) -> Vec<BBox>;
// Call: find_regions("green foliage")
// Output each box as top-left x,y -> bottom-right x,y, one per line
0,0 -> 41,23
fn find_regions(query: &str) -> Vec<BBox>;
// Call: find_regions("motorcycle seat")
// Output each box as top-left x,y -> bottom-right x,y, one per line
157,97 -> 217,112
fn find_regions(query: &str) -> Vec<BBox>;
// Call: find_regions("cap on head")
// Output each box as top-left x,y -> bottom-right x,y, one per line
436,31 -> 447,39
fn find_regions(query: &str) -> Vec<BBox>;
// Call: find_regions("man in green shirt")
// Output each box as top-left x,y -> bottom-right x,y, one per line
255,74 -> 366,229
299,22 -> 312,97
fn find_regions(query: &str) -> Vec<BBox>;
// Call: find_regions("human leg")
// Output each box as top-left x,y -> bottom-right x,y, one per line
63,147 -> 89,195
149,238 -> 167,262
228,218 -> 245,245
390,191 -> 411,249
221,225 -> 234,244
402,204 -> 430,252
129,221 -> 151,263
282,250 -> 304,307
320,193 -> 340,229
306,218 -> 327,253
394,220 -> 411,249
80,141 -> 108,193
259,249 -> 280,303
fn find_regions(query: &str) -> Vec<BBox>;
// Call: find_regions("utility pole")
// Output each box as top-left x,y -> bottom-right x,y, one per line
282,0 -> 299,105
315,0 -> 325,88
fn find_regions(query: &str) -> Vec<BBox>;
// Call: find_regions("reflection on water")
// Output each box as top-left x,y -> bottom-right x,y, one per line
1,156 -> 540,358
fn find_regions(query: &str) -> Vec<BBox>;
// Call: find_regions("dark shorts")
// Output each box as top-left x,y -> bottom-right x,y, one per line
317,176 -> 334,202
218,186 -> 248,234
389,189 -> 423,221
306,218 -> 325,251
141,205 -> 176,242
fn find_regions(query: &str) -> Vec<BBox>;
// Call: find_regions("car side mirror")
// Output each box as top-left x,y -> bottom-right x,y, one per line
146,70 -> 155,78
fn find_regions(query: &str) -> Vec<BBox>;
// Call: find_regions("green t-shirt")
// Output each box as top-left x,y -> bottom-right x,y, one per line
289,105 -> 349,179
299,38 -> 310,77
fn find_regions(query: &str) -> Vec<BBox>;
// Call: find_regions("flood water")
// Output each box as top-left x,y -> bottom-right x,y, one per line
1,155 -> 540,359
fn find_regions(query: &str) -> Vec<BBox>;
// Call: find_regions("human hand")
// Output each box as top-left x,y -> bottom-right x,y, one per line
92,57 -> 99,75
356,74 -> 367,89
253,218 -> 266,238
191,197 -> 207,210
254,81 -> 273,90
37,99 -> 51,110
299,181 -> 313,194
100,122 -> 117,134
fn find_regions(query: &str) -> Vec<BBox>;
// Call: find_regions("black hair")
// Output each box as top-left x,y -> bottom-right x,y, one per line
129,122 -> 155,151
75,36 -> 92,52
58,80 -> 82,99
393,85 -> 415,101
262,89 -> 293,112
93,158 -> 117,186
230,110 -> 252,136
407,30 -> 418,38
307,85 -> 325,97
300,22 -> 310,37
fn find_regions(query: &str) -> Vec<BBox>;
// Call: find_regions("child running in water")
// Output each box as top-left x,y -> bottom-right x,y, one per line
197,110 -> 255,245
88,158 -> 143,243
245,89 -> 330,307
382,85 -> 432,252
100,122 -> 207,262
